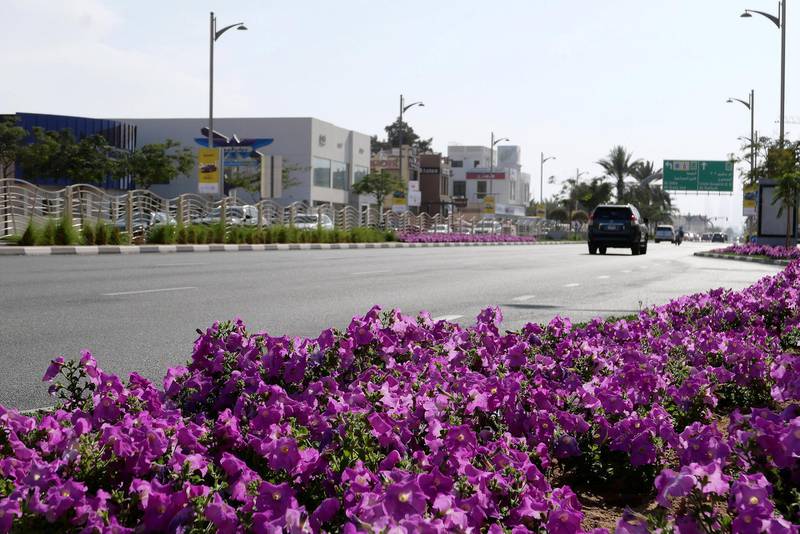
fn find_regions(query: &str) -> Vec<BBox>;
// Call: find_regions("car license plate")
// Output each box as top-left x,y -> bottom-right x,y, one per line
605,224 -> 620,231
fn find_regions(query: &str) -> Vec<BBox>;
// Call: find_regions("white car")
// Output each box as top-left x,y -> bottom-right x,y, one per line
293,213 -> 334,230
428,224 -> 450,234
473,220 -> 502,234
654,225 -> 676,243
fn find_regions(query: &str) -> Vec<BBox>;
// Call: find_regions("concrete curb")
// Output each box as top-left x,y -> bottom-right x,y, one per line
0,240 -> 580,256
693,251 -> 791,267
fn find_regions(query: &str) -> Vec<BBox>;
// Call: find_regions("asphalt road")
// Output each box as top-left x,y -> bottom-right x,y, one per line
0,242 -> 782,410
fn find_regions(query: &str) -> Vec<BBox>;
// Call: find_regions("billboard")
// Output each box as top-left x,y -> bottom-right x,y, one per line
743,183 -> 757,216
663,160 -> 734,192
198,148 -> 221,194
466,172 -> 506,180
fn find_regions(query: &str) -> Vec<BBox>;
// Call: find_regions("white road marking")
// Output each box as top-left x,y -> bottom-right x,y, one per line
352,270 -> 391,276
621,269 -> 632,273
103,286 -> 197,296
597,275 -> 610,279
512,294 -> 536,302
432,315 -> 463,322
154,262 -> 207,268
564,283 -> 580,288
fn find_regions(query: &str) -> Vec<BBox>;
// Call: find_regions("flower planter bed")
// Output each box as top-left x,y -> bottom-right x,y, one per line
398,232 -> 536,243
713,244 -> 800,261
2,263 -> 800,532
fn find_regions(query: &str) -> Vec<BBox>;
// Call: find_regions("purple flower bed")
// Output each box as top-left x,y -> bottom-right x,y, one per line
714,244 -> 800,260
398,232 -> 536,243
2,264 -> 800,532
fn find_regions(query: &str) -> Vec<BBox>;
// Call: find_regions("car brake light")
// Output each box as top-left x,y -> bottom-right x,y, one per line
630,214 -> 638,223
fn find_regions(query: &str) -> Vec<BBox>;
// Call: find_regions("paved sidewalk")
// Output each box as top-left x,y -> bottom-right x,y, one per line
0,240 -> 577,256
694,250 -> 791,266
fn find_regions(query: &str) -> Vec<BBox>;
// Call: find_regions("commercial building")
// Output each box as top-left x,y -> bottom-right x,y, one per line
447,144 -> 530,216
418,153 -> 452,216
5,112 -> 138,190
370,146 -> 421,213
124,117 -> 371,207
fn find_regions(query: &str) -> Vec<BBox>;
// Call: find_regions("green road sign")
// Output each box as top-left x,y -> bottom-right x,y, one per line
663,160 -> 734,192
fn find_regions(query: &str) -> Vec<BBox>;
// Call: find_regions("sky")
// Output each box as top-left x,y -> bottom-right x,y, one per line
2,0 -> 799,231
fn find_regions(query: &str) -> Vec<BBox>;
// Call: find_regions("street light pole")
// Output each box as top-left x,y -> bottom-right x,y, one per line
488,132 -> 510,201
741,2 -> 785,145
539,151 -> 555,209
397,94 -> 424,183
727,90 -> 755,177
209,12 -> 247,195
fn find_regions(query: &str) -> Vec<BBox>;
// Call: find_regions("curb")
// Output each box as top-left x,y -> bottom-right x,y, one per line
0,241 -> 580,256
693,251 -> 791,267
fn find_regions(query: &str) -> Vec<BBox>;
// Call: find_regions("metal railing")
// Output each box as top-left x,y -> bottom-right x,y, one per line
0,178 -> 567,241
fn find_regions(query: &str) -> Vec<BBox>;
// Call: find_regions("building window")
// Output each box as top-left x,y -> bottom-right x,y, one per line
476,181 -> 487,198
313,157 -> 331,187
473,160 -> 480,168
332,160 -> 348,190
453,181 -> 466,197
353,165 -> 369,184
451,160 -> 463,168
441,175 -> 448,194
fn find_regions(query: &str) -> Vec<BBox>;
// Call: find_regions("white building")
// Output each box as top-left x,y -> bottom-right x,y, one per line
122,117 -> 371,207
447,144 -> 530,216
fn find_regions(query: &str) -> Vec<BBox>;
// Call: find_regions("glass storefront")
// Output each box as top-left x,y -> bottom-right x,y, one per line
313,157 -> 331,188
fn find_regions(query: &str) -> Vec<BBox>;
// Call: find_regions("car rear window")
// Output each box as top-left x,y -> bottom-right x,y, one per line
656,226 -> 672,231
593,207 -> 631,219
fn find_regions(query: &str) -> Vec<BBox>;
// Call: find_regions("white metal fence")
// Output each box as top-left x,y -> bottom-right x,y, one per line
0,178 -> 564,240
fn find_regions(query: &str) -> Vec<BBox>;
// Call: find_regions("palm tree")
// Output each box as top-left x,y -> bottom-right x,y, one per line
630,160 -> 661,185
597,146 -> 641,202
561,177 -> 613,214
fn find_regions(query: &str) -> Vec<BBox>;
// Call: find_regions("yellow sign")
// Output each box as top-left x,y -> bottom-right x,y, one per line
743,183 -> 757,216
391,190 -> 406,206
483,195 -> 495,214
198,148 -> 220,194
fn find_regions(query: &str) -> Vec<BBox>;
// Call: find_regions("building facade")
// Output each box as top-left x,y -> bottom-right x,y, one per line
419,153 -> 452,216
123,117 -> 371,207
7,112 -> 138,190
370,146 -> 421,213
447,144 -> 530,216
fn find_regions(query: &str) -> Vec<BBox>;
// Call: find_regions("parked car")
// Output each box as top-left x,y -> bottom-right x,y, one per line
193,207 -> 243,226
654,225 -> 676,244
114,211 -> 175,233
587,204 -> 649,255
473,219 -> 502,234
428,224 -> 450,234
711,232 -> 727,243
701,233 -> 713,242
293,213 -> 334,230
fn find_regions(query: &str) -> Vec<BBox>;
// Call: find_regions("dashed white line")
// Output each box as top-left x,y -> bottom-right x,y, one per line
512,294 -> 536,302
621,269 -> 632,273
596,275 -> 610,279
103,286 -> 198,296
432,315 -> 463,322
564,283 -> 580,288
154,262 -> 207,268
352,270 -> 391,276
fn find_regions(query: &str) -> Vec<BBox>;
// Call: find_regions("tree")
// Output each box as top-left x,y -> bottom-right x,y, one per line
630,160 -> 661,185
548,207 -> 568,223
114,139 -> 194,189
765,143 -> 800,247
18,128 -> 116,185
351,170 -> 404,216
371,119 -> 432,154
597,145 -> 641,202
0,116 -> 27,179
560,176 -> 613,214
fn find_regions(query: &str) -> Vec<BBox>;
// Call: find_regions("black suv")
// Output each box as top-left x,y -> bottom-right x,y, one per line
587,204 -> 649,255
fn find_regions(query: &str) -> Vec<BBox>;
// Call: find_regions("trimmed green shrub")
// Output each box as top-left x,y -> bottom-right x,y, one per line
54,217 -> 79,246
147,224 -> 177,244
20,219 -> 38,246
81,223 -> 96,245
94,220 -> 109,245
39,219 -> 57,245
108,226 -> 124,245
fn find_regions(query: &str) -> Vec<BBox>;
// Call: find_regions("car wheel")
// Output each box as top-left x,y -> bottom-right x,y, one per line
589,244 -> 597,255
655,240 -> 660,244
599,247 -> 607,255
641,243 -> 647,255
631,244 -> 640,255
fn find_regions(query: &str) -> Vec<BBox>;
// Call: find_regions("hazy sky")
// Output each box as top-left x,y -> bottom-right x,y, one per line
3,0 -> 798,230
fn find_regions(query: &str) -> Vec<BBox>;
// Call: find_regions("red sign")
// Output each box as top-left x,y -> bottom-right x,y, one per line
466,172 -> 505,180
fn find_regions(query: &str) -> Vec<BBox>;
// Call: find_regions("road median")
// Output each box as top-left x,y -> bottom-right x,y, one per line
693,250 -> 791,266
0,240 -> 579,256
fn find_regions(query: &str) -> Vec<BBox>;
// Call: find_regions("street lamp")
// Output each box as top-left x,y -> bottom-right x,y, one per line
209,12 -> 247,197
398,95 -> 424,183
489,132 -> 510,199
540,152 -> 556,207
727,90 -> 755,176
741,3 -> 786,145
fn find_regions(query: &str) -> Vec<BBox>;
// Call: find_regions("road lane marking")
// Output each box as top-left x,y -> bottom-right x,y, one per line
597,275 -> 610,279
564,283 -> 580,288
621,269 -> 632,273
432,315 -> 463,322
154,262 -> 207,268
352,270 -> 391,276
512,294 -> 536,302
103,286 -> 198,296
